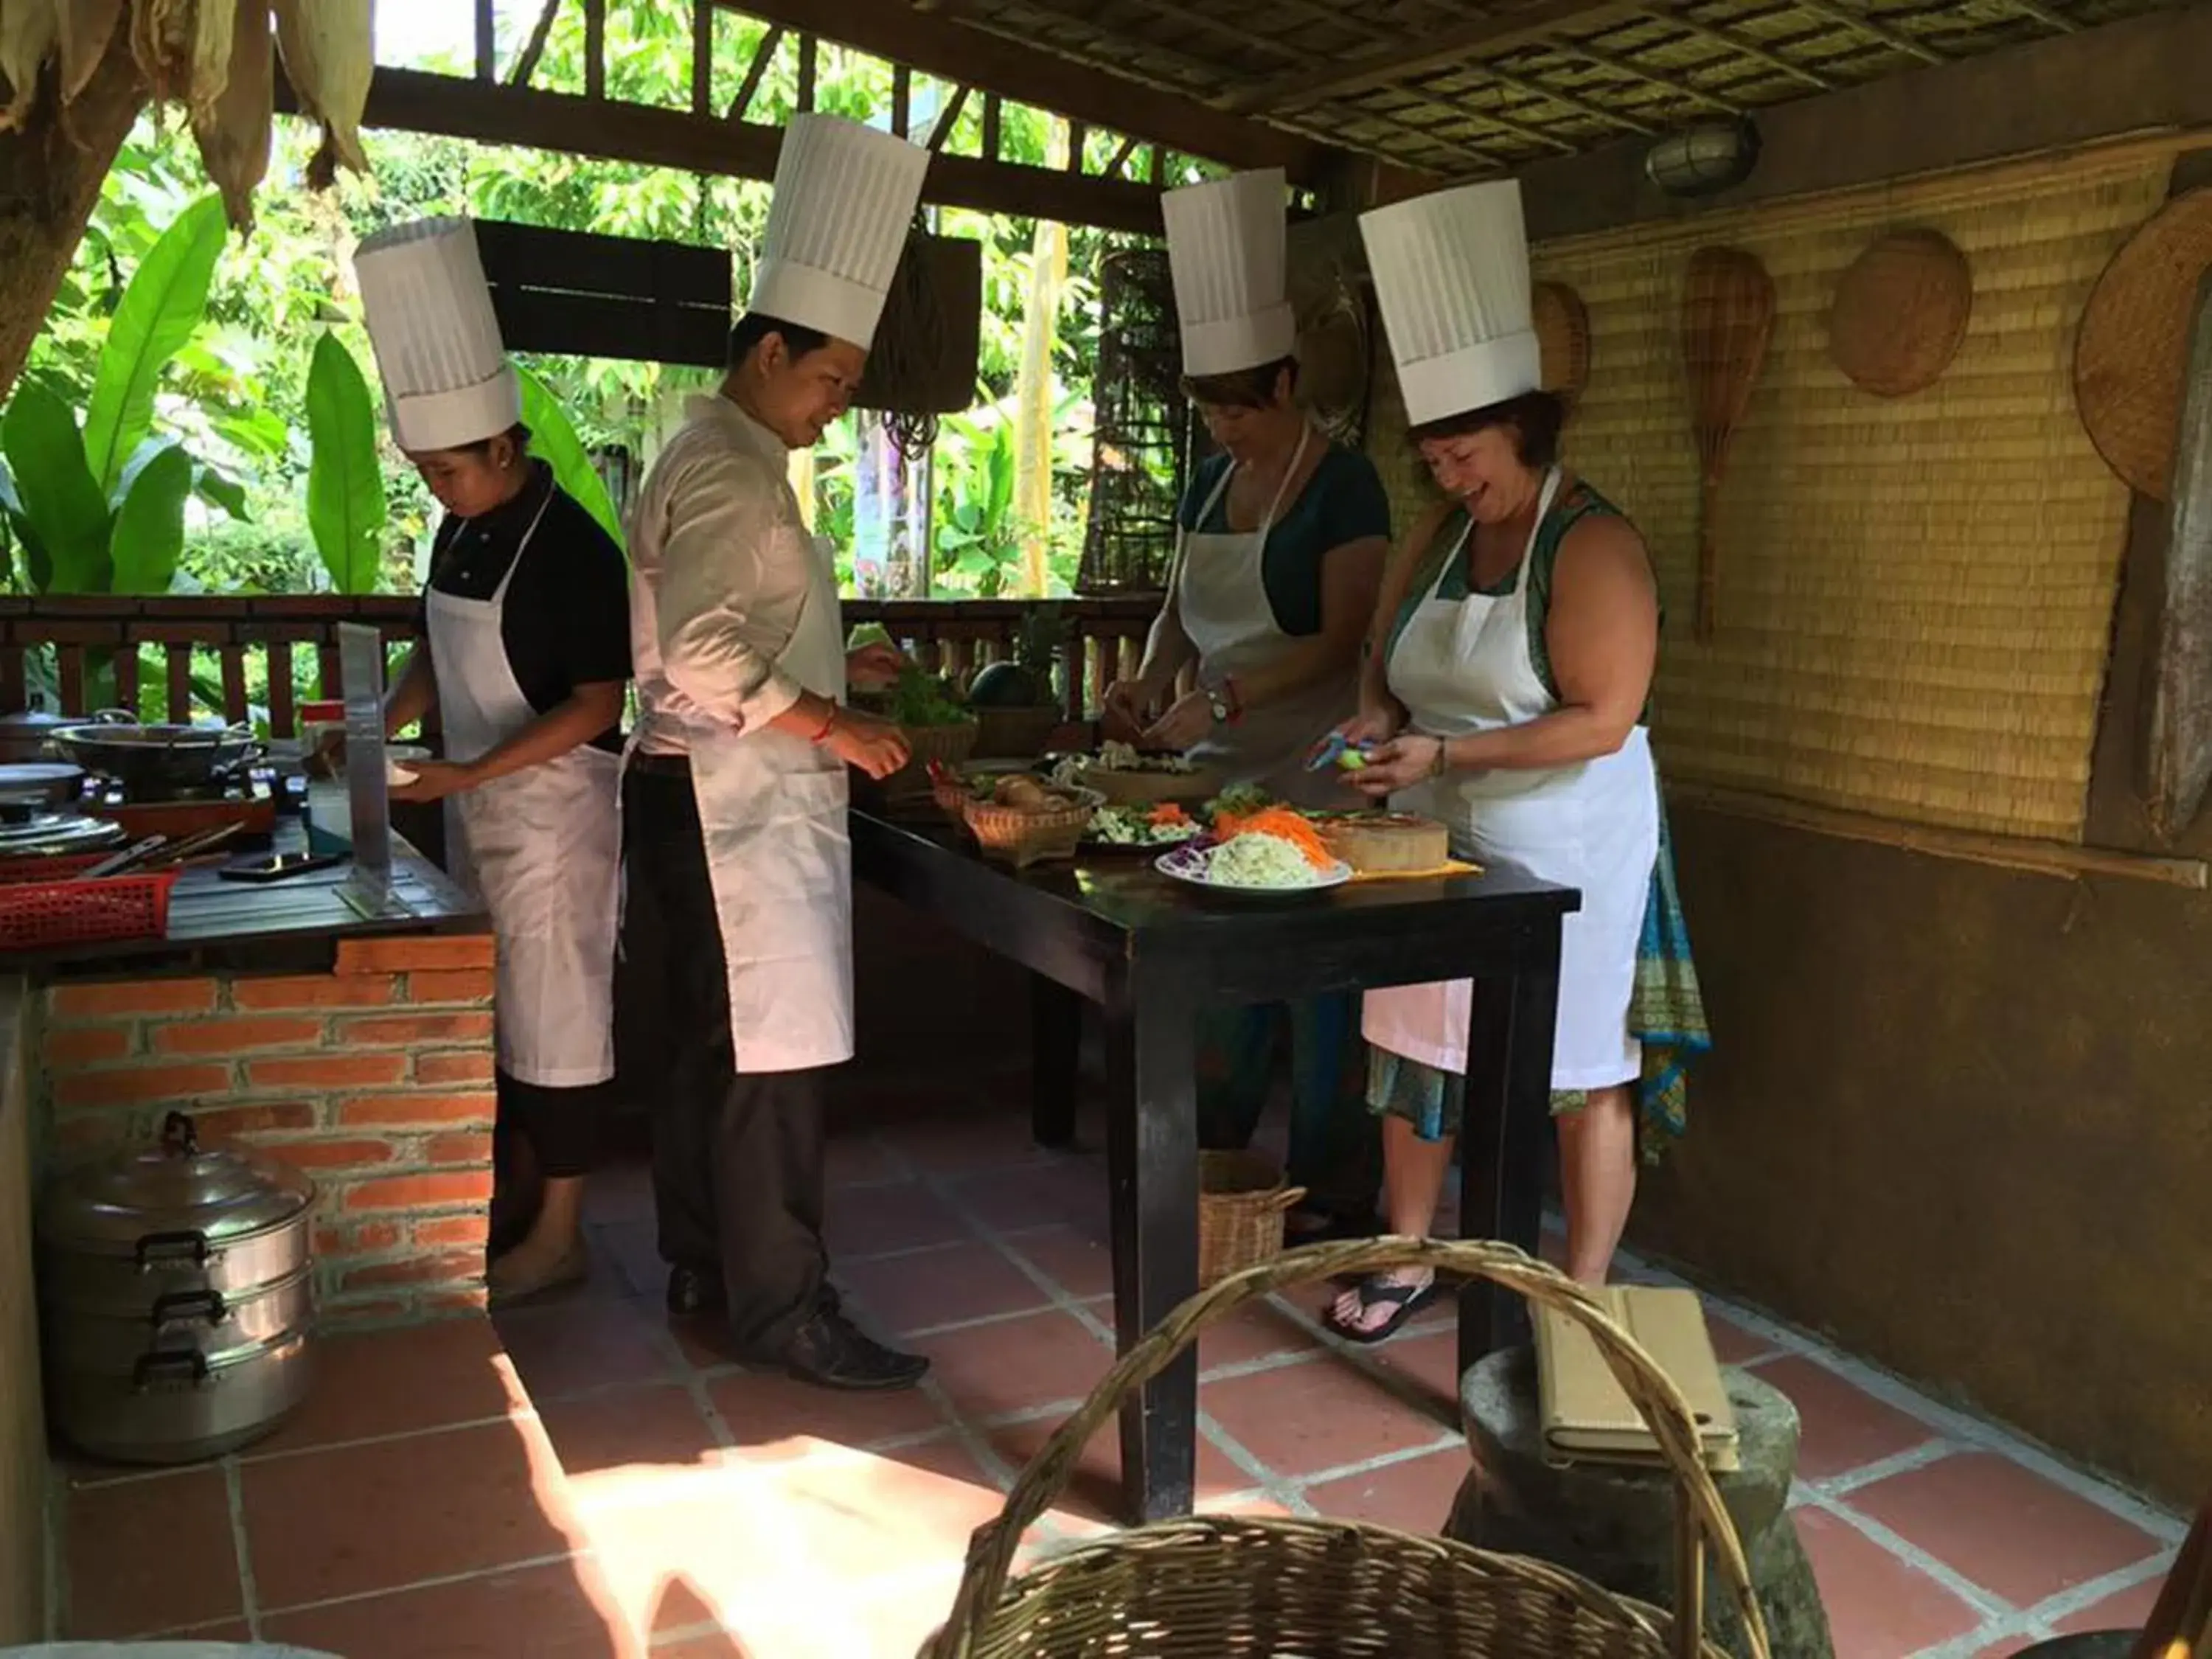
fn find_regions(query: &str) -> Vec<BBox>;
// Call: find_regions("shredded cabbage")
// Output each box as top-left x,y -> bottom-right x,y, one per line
1205,833 -> 1322,889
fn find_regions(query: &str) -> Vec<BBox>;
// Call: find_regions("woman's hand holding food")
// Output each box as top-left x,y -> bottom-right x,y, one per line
1346,732 -> 1445,797
1099,677 -> 1157,742
1138,689 -> 1214,753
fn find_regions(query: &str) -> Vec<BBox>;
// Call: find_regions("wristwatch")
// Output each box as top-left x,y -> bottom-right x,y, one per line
1200,672 -> 1240,726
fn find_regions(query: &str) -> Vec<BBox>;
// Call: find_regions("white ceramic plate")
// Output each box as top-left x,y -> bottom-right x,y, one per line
1155,843 -> 1353,894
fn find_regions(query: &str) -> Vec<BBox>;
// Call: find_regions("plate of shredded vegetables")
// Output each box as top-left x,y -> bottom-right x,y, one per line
1155,807 -> 1352,893
1085,801 -> 1203,850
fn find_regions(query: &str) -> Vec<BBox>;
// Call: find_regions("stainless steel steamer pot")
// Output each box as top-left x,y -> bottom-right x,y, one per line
38,1111 -> 318,1464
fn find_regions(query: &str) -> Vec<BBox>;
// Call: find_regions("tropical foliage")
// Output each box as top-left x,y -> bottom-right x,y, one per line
4,1 -> 1199,605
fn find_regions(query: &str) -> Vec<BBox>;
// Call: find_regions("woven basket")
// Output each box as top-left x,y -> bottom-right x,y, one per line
963,787 -> 1103,869
974,706 -> 1064,760
886,720 -> 980,801
919,1237 -> 1768,1659
1197,1150 -> 1305,1287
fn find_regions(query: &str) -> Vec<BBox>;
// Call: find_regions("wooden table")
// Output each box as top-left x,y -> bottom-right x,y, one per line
850,810 -> 1579,1525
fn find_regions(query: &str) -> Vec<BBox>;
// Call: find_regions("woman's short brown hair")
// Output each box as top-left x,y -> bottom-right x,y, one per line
1408,389 -> 1565,469
1180,355 -> 1298,410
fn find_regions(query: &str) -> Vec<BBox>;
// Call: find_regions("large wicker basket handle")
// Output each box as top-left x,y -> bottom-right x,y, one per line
928,1237 -> 1770,1659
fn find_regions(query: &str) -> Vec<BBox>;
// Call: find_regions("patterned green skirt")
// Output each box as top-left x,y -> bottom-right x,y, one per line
1368,791 -> 1708,1163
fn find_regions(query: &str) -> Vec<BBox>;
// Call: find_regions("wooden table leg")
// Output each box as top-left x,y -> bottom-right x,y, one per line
1103,962 -> 1199,1524
1458,922 -> 1563,1374
1029,973 -> 1082,1150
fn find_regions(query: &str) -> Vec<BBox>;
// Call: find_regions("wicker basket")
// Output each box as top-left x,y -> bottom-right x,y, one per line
886,720 -> 980,801
963,787 -> 1102,870
1197,1150 -> 1304,1287
973,706 -> 1064,760
1081,762 -> 1220,808
920,1237 -> 1769,1659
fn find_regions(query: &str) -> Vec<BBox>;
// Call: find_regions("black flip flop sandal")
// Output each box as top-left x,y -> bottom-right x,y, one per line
1322,1273 -> 1439,1345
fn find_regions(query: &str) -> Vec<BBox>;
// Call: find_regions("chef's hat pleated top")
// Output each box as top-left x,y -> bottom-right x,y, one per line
750,114 -> 932,349
354,217 -> 521,454
1359,178 -> 1539,428
1162,168 -> 1296,379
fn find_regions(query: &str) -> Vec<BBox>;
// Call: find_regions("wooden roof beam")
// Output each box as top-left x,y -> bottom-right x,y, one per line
302,66 -> 1170,235
1225,0 -> 1648,114
712,0 -> 1338,181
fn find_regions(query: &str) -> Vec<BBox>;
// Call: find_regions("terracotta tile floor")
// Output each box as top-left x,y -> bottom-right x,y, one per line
52,1097 -> 2183,1658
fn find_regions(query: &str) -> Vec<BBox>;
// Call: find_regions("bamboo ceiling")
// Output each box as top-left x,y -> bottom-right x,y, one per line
940,0 -> 2177,175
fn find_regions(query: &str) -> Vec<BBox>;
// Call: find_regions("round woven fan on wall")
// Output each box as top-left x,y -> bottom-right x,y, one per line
1533,280 -> 1590,408
1826,227 -> 1972,398
2075,187 -> 2212,501
1295,271 -> 1372,447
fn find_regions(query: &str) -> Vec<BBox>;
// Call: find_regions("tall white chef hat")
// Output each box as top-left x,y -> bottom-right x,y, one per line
353,217 -> 521,454
1359,178 -> 1539,429
749,114 -> 932,351
1162,168 -> 1296,379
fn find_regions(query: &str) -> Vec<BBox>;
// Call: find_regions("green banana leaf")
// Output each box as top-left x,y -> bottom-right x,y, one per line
517,366 -> 625,554
109,443 -> 195,595
81,194 -> 228,496
1,383 -> 111,594
304,333 -> 383,594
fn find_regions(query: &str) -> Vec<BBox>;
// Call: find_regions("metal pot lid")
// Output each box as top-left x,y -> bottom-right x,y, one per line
39,1112 -> 316,1251
0,762 -> 86,786
0,813 -> 125,855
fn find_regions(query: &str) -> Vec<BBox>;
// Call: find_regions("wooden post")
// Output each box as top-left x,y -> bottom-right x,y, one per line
798,35 -> 818,112
981,92 -> 1003,162
691,0 -> 714,115
476,0 -> 497,80
892,64 -> 911,138
727,24 -> 784,122
584,0 -> 607,100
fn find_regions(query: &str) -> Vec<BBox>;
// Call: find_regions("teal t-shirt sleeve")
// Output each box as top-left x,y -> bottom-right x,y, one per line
1316,448 -> 1392,547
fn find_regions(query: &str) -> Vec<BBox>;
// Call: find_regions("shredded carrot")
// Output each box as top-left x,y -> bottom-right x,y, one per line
1149,803 -> 1193,827
1213,806 -> 1335,869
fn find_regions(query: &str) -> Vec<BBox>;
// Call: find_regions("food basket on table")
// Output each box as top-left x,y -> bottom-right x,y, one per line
1048,742 -> 1219,809
918,1237 -> 1769,1659
961,777 -> 1105,870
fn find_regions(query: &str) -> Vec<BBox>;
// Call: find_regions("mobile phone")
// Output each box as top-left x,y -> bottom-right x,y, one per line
216,852 -> 348,883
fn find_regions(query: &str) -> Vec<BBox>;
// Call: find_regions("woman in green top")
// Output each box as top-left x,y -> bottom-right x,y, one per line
1102,349 -> 1391,1234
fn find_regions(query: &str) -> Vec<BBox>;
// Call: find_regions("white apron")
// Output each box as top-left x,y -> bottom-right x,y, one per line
426,488 -> 622,1088
627,529 -> 852,1077
1176,427 -> 1354,810
1362,469 -> 1658,1088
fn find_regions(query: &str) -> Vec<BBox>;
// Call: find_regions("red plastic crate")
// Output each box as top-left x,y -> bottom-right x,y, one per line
0,853 -> 181,953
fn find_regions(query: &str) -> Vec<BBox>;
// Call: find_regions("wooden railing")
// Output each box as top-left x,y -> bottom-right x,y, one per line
0,593 -> 1161,735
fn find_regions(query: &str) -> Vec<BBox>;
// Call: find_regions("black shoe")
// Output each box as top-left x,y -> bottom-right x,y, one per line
773,1306 -> 930,1392
666,1265 -> 725,1320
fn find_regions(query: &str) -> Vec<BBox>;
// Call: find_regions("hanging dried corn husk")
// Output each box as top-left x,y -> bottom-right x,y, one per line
180,0 -> 230,121
56,0 -> 125,102
1,0 -> 60,133
853,216 -> 983,461
274,0 -> 370,189
189,0 -> 268,229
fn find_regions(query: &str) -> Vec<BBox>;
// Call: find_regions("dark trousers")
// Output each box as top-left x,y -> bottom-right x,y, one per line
486,1068 -> 611,1258
621,762 -> 828,1352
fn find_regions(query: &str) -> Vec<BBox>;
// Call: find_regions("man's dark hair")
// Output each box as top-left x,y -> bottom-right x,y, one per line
1408,389 -> 1565,470
728,311 -> 834,369
1179,355 -> 1298,411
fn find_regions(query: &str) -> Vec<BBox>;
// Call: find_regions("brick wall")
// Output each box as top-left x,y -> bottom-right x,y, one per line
37,932 -> 498,1326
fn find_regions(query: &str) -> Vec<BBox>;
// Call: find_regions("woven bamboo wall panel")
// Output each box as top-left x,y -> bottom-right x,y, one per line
1511,156 -> 2170,840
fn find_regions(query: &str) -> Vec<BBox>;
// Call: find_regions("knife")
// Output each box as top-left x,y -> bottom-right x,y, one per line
84,835 -> 170,879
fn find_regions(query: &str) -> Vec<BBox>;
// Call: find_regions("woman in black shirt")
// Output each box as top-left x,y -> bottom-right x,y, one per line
355,211 -> 632,1305
381,428 -> 631,1303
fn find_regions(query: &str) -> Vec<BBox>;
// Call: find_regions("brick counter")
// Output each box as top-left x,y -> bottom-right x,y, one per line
35,931 -> 498,1325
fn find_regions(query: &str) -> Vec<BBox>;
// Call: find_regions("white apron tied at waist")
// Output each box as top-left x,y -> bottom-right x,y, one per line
425,484 -> 622,1089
